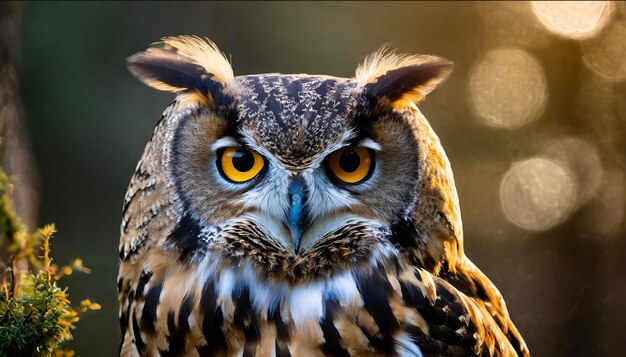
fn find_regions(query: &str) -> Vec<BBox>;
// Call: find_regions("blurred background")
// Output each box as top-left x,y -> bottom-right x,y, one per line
2,1 -> 625,355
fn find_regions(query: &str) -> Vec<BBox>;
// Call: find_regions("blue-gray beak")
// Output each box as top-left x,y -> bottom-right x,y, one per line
288,178 -> 306,252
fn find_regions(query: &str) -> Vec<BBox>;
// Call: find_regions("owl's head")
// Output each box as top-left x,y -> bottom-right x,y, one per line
125,36 -> 462,284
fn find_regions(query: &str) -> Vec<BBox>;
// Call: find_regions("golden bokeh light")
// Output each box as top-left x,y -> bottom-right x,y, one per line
618,86 -> 626,121
500,158 -> 578,231
542,137 -> 604,208
576,74 -> 618,124
582,20 -> 626,81
575,75 -> 622,152
469,48 -> 547,129
479,2 -> 551,49
586,169 -> 625,238
531,1 -> 614,40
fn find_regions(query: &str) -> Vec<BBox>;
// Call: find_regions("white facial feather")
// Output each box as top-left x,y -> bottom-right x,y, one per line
304,173 -> 359,222
210,136 -> 242,151
298,214 -> 379,251
241,212 -> 293,251
236,167 -> 291,221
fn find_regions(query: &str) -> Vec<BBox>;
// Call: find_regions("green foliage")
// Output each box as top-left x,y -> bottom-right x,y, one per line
0,270 -> 77,356
0,172 -> 98,356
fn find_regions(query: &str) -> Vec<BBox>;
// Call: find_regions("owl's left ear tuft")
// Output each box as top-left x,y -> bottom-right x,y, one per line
356,46 -> 453,110
127,36 -> 238,107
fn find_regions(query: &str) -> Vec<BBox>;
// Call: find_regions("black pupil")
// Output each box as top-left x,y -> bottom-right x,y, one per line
339,149 -> 361,173
232,150 -> 255,172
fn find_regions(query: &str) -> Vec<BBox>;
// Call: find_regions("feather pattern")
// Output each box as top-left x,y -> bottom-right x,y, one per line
120,246 -> 527,356
127,36 -> 238,111
158,36 -> 235,86
355,45 -> 453,108
119,37 -> 529,357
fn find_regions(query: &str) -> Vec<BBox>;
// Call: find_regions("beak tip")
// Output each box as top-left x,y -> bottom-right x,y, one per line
291,228 -> 302,252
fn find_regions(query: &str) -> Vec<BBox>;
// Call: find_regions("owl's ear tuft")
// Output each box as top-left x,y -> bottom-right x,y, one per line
356,46 -> 453,110
127,36 -> 238,106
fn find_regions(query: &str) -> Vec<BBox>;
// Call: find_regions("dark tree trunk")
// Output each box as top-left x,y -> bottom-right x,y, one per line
0,1 -> 38,230
0,2 -> 39,272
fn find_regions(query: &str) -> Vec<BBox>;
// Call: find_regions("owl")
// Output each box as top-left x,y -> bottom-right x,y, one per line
118,36 -> 529,357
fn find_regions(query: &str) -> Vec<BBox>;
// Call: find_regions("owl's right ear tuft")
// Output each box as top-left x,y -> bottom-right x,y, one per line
127,36 -> 238,106
355,45 -> 453,111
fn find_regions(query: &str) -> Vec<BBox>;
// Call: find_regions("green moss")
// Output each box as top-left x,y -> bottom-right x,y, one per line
0,272 -> 76,356
0,171 -> 97,356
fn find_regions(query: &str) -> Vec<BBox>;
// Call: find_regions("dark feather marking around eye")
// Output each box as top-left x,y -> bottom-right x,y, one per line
170,105 -> 237,223
131,310 -> 146,354
167,213 -> 202,260
320,297 -> 350,357
141,283 -> 163,335
355,272 -> 399,354
198,280 -> 228,356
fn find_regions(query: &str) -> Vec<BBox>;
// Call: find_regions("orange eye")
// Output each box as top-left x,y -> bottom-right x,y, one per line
327,147 -> 374,184
218,147 -> 265,183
